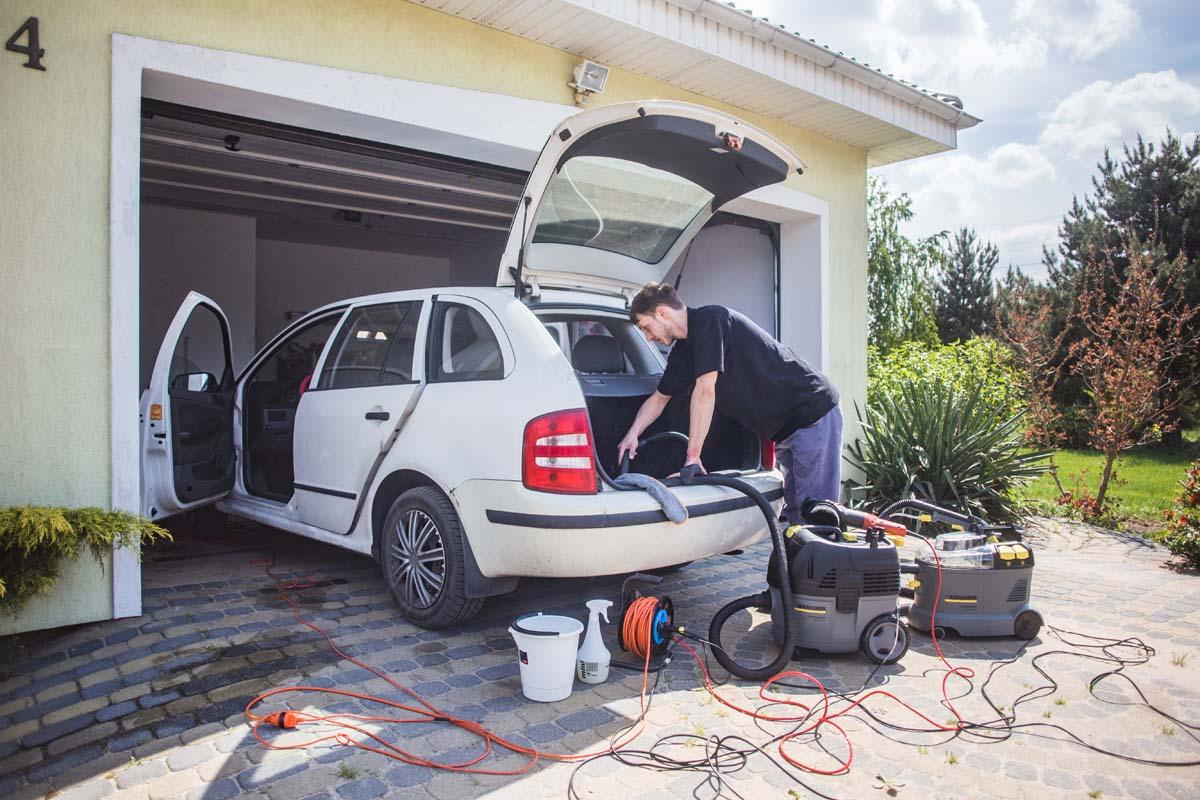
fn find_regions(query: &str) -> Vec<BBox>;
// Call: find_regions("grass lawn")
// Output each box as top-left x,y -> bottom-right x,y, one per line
1021,429 -> 1200,526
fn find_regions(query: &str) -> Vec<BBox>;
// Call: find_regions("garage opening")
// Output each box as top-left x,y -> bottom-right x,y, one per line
138,99 -> 527,389
138,99 -> 783,390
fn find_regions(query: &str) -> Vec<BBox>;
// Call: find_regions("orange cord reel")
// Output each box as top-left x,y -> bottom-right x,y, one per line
615,573 -> 675,661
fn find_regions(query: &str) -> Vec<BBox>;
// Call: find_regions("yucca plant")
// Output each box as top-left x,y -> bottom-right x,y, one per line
0,507 -> 170,612
845,381 -> 1051,521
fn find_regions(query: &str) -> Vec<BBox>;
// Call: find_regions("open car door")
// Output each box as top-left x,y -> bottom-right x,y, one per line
141,291 -> 236,521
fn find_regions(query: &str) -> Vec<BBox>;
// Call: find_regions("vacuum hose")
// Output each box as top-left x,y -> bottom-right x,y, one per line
680,464 -> 798,682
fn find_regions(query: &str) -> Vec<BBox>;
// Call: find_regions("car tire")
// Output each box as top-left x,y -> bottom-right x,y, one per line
380,486 -> 483,629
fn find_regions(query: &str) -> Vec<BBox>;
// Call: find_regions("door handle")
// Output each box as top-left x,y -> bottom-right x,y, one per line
365,411 -> 390,421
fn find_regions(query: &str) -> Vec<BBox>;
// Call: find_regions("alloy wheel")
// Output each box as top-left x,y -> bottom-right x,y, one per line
389,509 -> 446,609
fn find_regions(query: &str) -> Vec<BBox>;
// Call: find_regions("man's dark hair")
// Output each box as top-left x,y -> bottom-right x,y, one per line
629,282 -> 684,322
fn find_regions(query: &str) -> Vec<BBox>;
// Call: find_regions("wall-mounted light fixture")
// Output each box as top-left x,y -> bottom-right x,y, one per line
569,60 -> 609,106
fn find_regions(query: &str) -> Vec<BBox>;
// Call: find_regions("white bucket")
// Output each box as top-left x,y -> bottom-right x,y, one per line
509,613 -> 584,702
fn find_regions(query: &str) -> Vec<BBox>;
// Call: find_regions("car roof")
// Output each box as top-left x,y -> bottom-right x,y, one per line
305,285 -> 628,316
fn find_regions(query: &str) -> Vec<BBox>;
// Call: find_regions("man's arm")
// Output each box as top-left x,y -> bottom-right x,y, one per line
685,371 -> 718,469
617,391 -> 671,462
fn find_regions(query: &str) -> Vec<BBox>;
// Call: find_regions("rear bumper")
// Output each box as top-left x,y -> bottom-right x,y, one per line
451,473 -> 783,578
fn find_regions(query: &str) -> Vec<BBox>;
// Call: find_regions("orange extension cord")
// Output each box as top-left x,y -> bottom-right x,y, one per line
244,561 -> 661,774
245,537 -> 966,782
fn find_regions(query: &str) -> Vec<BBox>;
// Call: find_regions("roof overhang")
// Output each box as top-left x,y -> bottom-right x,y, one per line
410,0 -> 981,167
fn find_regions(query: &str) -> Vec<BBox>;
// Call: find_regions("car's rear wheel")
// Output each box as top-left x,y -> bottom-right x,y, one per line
381,487 -> 482,629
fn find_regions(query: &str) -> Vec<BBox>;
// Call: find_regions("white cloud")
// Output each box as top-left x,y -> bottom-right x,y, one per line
984,221 -> 1062,278
880,143 -> 1056,230
753,0 -> 1049,93
1013,0 -> 1138,60
1039,70 -> 1200,159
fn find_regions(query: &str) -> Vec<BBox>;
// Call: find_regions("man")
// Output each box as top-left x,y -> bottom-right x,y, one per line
617,283 -> 842,522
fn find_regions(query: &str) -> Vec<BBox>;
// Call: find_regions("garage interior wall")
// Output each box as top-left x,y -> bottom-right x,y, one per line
663,222 -> 777,340
0,0 -> 868,634
139,203 -> 464,386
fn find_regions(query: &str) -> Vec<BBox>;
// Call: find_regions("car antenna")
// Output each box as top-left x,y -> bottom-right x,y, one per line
511,195 -> 533,299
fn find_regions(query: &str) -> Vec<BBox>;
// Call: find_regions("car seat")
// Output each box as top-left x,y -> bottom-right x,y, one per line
572,335 -> 625,374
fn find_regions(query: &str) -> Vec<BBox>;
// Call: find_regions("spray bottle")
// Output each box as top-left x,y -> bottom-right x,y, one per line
576,599 -> 613,683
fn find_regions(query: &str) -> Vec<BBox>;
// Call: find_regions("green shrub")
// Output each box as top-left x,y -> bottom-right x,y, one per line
845,381 -> 1051,521
0,507 -> 170,612
1161,461 -> 1200,568
867,338 -> 1025,418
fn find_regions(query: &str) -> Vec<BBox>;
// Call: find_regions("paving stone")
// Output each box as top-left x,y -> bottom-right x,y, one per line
26,743 -> 104,783
477,663 -> 519,680
116,760 -> 169,790
1042,766 -> 1079,790
236,755 -> 308,790
96,700 -> 139,723
197,751 -> 251,782
384,762 -> 436,786
47,720 -> 119,756
108,727 -> 154,753
82,679 -> 125,701
186,777 -> 239,800
22,713 -> 95,747
145,767 -> 203,800
335,777 -> 387,799
55,780 -> 115,800
557,707 -> 616,733
46,695 -> 110,725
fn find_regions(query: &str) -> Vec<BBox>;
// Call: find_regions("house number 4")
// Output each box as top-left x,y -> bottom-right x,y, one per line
6,16 -> 45,71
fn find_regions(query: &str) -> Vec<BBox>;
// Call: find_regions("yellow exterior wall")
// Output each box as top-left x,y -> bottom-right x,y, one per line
0,0 -> 867,632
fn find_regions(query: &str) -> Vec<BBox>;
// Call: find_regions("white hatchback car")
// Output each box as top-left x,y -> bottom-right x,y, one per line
141,101 -> 803,627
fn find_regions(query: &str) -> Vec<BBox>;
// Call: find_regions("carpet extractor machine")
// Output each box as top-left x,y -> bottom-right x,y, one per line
877,499 -> 1044,640
616,436 -> 1041,683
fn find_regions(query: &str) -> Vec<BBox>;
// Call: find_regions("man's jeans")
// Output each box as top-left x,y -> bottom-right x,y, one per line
775,404 -> 843,525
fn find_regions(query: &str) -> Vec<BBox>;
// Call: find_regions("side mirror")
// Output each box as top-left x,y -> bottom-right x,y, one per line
172,372 -> 217,392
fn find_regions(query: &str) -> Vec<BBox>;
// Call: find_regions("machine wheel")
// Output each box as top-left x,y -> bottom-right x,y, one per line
1013,610 -> 1042,640
381,487 -> 482,629
861,614 -> 910,664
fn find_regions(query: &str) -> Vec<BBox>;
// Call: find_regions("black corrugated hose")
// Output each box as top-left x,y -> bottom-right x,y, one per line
679,463 -> 798,681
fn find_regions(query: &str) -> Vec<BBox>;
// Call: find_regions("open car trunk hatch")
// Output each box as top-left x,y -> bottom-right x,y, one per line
498,101 -> 804,296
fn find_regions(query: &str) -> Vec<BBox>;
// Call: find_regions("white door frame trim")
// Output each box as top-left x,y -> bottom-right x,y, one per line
108,33 -> 830,618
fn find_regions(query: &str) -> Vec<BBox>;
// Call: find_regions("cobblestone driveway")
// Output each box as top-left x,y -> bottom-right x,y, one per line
2,516 -> 1199,800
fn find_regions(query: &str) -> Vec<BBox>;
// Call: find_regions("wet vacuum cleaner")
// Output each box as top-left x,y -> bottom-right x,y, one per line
766,518 -> 908,664
906,529 -> 1043,640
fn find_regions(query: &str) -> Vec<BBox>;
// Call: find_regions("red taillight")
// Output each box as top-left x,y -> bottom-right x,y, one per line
760,438 -> 776,471
522,409 -> 598,494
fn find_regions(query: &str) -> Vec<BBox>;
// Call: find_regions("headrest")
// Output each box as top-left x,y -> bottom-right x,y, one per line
572,335 -> 625,373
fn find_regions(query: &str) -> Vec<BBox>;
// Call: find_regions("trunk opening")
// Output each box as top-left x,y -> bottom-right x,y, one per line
580,374 -> 759,480
532,306 -> 760,481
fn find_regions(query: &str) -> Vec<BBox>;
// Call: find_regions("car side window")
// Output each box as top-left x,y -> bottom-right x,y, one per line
170,304 -> 229,393
319,302 -> 421,390
430,302 -> 504,382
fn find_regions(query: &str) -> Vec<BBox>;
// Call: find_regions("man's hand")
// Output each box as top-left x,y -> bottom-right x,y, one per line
683,456 -> 706,475
617,430 -> 640,464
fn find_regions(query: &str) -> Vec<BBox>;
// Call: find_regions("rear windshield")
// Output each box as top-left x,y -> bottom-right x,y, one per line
531,156 -> 713,264
534,312 -> 664,377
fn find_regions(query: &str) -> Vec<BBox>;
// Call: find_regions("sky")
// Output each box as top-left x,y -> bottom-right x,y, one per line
748,0 -> 1200,281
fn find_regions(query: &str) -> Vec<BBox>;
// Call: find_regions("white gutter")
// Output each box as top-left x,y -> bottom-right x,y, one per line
681,0 -> 979,129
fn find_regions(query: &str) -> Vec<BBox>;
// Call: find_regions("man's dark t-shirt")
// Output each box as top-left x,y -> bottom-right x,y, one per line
657,306 -> 838,441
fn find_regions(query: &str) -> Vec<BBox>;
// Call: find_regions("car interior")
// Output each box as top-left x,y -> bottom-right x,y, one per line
242,314 -> 341,501
536,310 -> 760,480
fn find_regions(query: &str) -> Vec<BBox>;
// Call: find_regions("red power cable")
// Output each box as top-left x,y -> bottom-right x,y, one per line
243,556 -> 660,774
244,532 -> 967,783
671,531 -> 972,776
